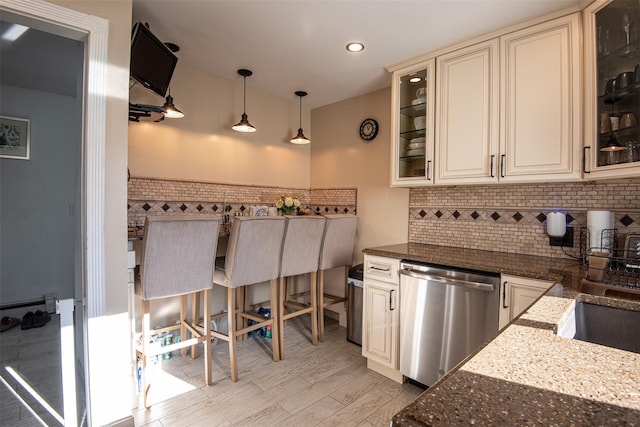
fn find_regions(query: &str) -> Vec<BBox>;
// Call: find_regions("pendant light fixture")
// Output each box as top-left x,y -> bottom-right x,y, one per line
290,91 -> 310,145
600,134 -> 626,152
162,87 -> 184,119
232,69 -> 257,132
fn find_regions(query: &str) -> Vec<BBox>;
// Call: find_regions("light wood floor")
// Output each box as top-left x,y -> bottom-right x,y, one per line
0,313 -> 424,426
133,316 -> 423,427
0,312 -> 65,427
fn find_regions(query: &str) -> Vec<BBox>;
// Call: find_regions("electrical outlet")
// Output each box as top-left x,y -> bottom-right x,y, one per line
549,226 -> 574,247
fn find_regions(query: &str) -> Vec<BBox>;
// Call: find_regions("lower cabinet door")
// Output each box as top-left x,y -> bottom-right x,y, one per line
499,275 -> 553,329
362,279 -> 398,369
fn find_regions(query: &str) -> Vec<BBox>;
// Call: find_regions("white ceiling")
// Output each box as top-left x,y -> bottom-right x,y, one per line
132,0 -> 581,109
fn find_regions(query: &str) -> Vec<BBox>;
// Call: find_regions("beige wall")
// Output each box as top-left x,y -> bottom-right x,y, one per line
129,65 -> 311,188
311,87 -> 409,264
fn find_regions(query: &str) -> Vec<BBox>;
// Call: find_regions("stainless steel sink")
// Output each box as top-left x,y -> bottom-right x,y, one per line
557,301 -> 640,354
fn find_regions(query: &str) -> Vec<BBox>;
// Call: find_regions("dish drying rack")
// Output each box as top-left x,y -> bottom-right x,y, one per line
580,227 -> 640,291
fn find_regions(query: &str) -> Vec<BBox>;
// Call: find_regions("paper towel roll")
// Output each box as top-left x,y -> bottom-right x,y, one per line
587,210 -> 614,253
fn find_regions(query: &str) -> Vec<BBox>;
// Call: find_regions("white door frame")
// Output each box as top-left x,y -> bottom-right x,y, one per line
0,0 -> 108,423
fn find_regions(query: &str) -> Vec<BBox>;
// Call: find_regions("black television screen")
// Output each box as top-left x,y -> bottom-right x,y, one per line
130,22 -> 177,98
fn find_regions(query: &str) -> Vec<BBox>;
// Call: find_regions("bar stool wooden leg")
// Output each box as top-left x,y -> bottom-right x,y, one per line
190,292 -> 200,358
278,276 -> 286,358
343,265 -> 349,322
237,287 -> 246,341
318,269 -> 326,342
270,278 -> 281,362
227,287 -> 238,382
179,294 -> 188,357
203,289 -> 212,385
310,271 -> 319,346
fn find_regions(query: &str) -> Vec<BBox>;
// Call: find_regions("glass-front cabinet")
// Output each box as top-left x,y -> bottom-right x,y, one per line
585,0 -> 640,177
390,59 -> 435,186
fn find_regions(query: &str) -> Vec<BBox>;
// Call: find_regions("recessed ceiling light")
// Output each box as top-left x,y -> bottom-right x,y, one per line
2,24 -> 28,41
409,77 -> 421,83
346,42 -> 364,53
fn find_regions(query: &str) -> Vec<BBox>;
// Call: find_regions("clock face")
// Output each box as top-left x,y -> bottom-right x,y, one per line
359,118 -> 378,141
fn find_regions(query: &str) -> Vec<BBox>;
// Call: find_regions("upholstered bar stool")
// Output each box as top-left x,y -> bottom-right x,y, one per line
277,215 -> 326,358
317,214 -> 358,341
136,215 -> 220,408
212,216 -> 285,382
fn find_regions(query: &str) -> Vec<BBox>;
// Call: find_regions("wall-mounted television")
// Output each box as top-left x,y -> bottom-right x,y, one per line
130,22 -> 177,98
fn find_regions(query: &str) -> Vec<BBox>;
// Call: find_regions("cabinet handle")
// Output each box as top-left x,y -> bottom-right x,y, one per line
502,281 -> 508,309
369,265 -> 390,272
390,289 -> 395,311
426,160 -> 432,181
500,155 -> 506,178
490,155 -> 495,178
583,146 -> 591,174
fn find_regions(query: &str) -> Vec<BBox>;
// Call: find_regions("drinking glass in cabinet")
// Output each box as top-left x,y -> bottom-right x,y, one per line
595,0 -> 640,168
398,70 -> 428,178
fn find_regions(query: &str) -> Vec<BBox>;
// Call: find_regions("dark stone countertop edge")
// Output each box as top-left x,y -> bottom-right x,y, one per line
362,243 -> 640,426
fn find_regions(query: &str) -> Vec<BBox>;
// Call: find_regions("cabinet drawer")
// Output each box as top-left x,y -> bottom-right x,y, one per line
364,255 -> 400,284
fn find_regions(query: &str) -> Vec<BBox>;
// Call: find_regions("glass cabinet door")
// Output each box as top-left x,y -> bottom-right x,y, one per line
391,59 -> 435,186
591,0 -> 640,169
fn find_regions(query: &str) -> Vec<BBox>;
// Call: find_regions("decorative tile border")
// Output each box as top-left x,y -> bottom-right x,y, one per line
127,177 -> 357,227
409,181 -> 640,258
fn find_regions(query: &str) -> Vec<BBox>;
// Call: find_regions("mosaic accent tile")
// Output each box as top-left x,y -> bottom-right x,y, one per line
128,177 -> 357,227
453,210 -> 460,219
408,181 -> 640,258
620,214 -> 634,227
419,210 -> 427,218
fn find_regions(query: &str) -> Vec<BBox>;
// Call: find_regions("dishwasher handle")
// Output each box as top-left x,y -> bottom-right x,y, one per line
400,268 -> 495,292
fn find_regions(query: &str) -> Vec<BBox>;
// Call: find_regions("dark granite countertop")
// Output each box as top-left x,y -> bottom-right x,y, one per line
363,243 -> 640,426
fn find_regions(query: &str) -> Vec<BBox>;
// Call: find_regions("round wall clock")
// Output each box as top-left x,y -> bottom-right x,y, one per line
359,118 -> 379,141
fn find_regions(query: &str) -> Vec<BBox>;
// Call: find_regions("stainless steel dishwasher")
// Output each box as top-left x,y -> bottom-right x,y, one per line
399,261 -> 500,386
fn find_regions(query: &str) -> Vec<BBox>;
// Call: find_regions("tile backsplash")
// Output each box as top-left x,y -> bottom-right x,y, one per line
409,181 -> 640,258
127,177 -> 357,227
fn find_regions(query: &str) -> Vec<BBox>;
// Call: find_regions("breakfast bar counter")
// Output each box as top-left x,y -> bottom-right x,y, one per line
362,243 -> 640,426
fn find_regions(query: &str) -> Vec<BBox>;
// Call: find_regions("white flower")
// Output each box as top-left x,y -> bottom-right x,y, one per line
275,199 -> 283,208
293,198 -> 300,207
284,197 -> 294,208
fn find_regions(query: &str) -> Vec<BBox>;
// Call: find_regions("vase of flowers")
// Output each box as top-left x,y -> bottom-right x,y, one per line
275,196 -> 300,215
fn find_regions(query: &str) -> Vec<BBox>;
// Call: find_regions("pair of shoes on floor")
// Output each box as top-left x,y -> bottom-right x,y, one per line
20,310 -> 51,330
0,316 -> 20,333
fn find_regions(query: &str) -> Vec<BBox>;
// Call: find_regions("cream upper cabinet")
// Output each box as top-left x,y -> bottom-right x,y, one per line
583,0 -> 640,179
500,13 -> 582,183
390,59 -> 436,187
435,39 -> 500,184
389,11 -> 585,187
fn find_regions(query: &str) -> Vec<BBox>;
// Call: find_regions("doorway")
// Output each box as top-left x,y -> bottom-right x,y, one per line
0,1 -> 109,425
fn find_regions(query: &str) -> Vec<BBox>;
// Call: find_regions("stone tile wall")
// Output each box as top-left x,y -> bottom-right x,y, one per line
128,177 -> 357,228
409,181 -> 640,258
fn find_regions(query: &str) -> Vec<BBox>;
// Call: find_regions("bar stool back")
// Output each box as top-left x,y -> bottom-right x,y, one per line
136,215 -> 220,407
317,214 -> 358,341
213,216 -> 286,381
277,215 -> 326,358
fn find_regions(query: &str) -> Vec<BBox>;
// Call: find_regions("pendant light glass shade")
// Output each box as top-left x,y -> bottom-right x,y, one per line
600,134 -> 626,152
232,69 -> 256,133
290,91 -> 310,144
162,88 -> 184,119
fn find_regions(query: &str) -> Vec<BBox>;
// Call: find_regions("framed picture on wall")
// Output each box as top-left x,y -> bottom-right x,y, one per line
0,115 -> 30,160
